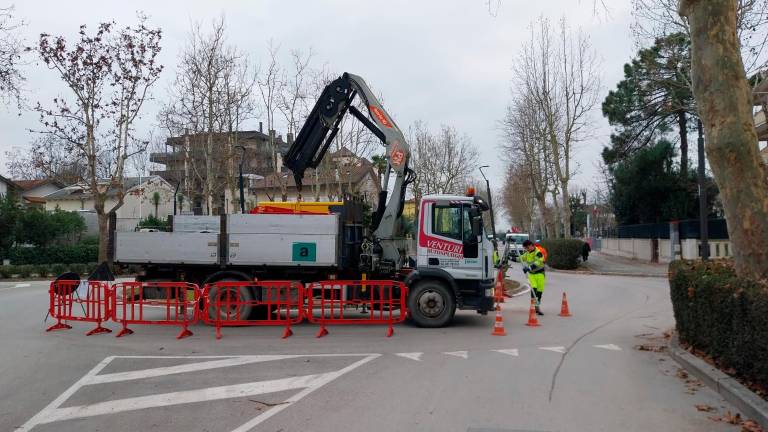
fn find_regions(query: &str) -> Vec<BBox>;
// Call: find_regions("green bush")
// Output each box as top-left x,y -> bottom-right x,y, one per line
669,259 -> 768,390
540,239 -> 585,270
0,266 -> 12,278
51,263 -> 67,276
17,265 -> 31,278
80,235 -> 99,245
9,244 -> 98,265
33,264 -> 49,277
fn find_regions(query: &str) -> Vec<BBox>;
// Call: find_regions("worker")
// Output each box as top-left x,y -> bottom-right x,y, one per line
492,240 -> 500,267
582,241 -> 591,262
520,239 -> 546,315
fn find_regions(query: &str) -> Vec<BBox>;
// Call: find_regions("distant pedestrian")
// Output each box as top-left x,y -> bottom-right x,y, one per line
582,241 -> 591,262
520,240 -> 546,315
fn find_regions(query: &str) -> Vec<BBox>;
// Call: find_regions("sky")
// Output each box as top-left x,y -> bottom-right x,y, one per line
0,0 -> 636,225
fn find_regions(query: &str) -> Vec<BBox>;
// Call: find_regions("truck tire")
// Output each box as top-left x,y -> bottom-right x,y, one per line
407,280 -> 455,328
206,278 -> 256,322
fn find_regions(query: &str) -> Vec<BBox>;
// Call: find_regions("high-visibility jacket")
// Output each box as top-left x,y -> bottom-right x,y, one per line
520,248 -> 546,274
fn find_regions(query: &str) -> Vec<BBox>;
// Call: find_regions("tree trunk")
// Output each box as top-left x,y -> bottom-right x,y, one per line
97,211 -> 109,264
561,183 -> 571,238
681,0 -> 768,279
678,110 -> 689,174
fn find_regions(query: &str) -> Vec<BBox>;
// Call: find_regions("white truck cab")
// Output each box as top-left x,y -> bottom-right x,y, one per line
504,232 -> 530,262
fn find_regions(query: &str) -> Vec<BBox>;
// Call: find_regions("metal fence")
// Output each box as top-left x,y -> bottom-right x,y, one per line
600,218 -> 729,240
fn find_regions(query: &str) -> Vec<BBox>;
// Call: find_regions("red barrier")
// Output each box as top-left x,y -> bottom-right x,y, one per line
201,281 -> 303,339
305,280 -> 407,337
112,282 -> 199,339
47,280 -> 112,336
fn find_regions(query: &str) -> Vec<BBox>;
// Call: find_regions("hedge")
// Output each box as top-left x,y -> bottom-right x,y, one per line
0,262 -> 139,279
8,244 -> 98,265
669,259 -> 768,390
540,239 -> 585,270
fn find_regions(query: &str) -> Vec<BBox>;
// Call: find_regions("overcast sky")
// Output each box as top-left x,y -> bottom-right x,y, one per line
0,0 -> 636,220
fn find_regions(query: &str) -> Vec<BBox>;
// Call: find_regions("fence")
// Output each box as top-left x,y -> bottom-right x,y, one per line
201,280 -> 304,339
305,280 -> 408,337
47,280 -> 112,336
46,279 -> 408,339
605,218 -> 729,240
112,281 -> 200,339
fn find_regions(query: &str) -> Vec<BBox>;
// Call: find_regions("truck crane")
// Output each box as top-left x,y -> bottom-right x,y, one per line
112,72 -> 496,327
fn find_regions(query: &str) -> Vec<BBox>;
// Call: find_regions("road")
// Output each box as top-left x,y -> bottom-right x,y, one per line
0,269 -> 743,432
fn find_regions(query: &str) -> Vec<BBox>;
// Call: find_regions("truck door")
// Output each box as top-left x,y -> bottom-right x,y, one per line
417,200 -> 483,280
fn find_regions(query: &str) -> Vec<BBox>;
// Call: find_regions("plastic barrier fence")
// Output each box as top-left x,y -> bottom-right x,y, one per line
47,280 -> 112,336
201,280 -> 303,339
305,280 -> 408,337
112,282 -> 200,339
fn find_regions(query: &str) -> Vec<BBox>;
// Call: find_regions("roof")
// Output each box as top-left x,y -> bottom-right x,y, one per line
165,130 -> 289,150
44,175 -> 172,201
0,174 -> 19,190
23,196 -> 46,204
12,179 -> 65,191
250,161 -> 379,191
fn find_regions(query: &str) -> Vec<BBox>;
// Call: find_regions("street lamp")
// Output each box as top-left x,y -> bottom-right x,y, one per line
478,165 -> 496,241
697,120 -> 710,260
236,145 -> 246,214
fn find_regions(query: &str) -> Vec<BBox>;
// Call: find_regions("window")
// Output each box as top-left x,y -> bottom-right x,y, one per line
462,205 -> 474,242
432,205 -> 462,240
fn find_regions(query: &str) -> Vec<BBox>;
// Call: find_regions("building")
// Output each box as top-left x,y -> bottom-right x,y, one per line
0,174 -> 19,198
12,179 -> 65,207
43,176 -> 178,231
150,128 -> 289,213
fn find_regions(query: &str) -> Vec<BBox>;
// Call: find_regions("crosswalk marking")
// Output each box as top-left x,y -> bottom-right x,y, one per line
395,352 -> 423,361
443,351 -> 469,359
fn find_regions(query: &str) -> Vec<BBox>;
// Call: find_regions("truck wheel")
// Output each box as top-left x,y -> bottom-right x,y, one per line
407,280 -> 455,328
206,279 -> 255,322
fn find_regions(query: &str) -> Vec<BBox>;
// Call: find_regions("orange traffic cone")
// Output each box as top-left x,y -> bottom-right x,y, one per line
491,305 -> 507,336
559,292 -> 572,317
495,276 -> 505,303
525,297 -> 541,327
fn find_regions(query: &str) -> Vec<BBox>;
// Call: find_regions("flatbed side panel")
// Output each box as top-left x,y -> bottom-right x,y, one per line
227,213 -> 339,235
228,233 -> 338,266
115,232 -> 219,264
173,215 -> 220,233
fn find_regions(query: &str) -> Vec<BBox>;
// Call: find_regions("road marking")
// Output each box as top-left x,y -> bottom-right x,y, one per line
443,351 -> 468,359
19,353 -> 380,432
494,349 -> 519,357
85,355 -> 296,385
539,346 -> 567,354
230,354 -> 379,432
395,352 -> 423,361
0,283 -> 32,292
593,344 -> 622,351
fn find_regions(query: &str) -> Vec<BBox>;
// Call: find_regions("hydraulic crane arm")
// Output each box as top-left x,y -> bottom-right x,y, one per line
284,73 -> 413,247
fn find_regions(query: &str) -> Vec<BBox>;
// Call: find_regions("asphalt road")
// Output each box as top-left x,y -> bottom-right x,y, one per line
0,268 -> 744,432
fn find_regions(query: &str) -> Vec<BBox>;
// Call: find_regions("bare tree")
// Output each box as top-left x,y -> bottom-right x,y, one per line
512,16 -> 600,238
409,121 -> 480,203
501,162 -> 535,232
33,18 -> 163,262
256,39 -> 287,201
0,6 -> 23,109
162,18 -> 246,214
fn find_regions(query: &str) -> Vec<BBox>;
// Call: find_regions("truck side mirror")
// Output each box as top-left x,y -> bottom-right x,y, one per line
471,215 -> 483,240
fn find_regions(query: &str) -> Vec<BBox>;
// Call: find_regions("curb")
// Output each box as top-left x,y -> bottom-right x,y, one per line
669,335 -> 768,428
548,268 -> 668,278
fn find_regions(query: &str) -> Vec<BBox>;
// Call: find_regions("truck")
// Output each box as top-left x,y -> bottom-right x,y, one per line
112,72 -> 496,327
503,232 -> 530,262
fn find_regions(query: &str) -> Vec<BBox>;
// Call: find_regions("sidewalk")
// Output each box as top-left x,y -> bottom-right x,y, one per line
569,251 -> 669,277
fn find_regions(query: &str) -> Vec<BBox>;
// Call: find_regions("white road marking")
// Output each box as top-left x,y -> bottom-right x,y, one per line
18,353 -> 380,432
494,349 -> 519,357
593,344 -> 622,351
539,346 -> 567,354
443,351 -> 469,359
230,354 -> 380,432
85,355 -> 296,385
14,283 -> 31,288
395,352 -> 423,361
0,283 -> 33,292
38,373 -> 329,425
16,356 -> 115,432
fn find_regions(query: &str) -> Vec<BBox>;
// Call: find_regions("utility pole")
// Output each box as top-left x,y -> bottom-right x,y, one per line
479,165 -> 496,240
236,145 -> 246,214
697,119 -> 710,260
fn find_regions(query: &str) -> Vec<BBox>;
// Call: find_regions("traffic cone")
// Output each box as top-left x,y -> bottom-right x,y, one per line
525,297 -> 541,327
495,276 -> 505,303
491,305 -> 507,336
558,292 -> 572,317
